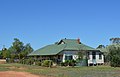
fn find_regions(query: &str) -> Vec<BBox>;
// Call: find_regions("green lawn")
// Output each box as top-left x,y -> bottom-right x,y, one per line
0,63 -> 120,77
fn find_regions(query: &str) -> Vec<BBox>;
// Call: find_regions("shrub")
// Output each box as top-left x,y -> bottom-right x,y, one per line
69,60 -> 76,66
10,59 -> 14,63
18,59 -> 26,64
42,60 -> 53,67
60,62 -> 65,66
110,55 -> 120,67
19,59 -> 23,64
24,58 -> 34,65
108,44 -> 120,67
35,61 -> 41,66
61,60 -> 76,66
64,60 -> 69,66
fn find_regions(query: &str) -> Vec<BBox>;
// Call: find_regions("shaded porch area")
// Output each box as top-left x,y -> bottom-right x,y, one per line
31,55 -> 63,64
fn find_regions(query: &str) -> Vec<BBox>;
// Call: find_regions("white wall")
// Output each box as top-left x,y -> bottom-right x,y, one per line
62,51 -> 78,62
88,52 -> 93,64
96,52 -> 104,64
88,51 -> 104,65
62,51 -> 104,65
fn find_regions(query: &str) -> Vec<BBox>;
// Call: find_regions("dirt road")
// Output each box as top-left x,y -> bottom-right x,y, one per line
0,71 -> 45,77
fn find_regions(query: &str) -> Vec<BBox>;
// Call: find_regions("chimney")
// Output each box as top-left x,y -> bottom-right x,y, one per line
77,38 -> 80,44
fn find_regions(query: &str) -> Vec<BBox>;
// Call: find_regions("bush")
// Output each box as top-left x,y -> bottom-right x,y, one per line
10,59 -> 14,63
64,60 -> 69,66
42,60 -> 53,67
18,59 -> 26,64
110,55 -> 120,67
35,61 -> 41,66
19,59 -> 23,64
69,60 -> 76,66
24,58 -> 34,65
108,44 -> 120,67
61,60 -> 76,66
60,62 -> 65,66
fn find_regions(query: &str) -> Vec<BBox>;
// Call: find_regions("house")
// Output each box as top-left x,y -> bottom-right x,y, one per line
97,47 -> 108,63
29,38 -> 104,66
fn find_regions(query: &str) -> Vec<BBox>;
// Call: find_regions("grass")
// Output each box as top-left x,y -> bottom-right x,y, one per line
0,63 -> 120,77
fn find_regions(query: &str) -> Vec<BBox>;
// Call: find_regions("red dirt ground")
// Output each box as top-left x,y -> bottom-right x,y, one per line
0,71 -> 46,77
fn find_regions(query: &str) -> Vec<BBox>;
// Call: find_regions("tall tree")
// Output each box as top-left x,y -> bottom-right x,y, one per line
12,38 -> 24,54
21,43 -> 33,59
8,38 -> 33,59
110,38 -> 120,44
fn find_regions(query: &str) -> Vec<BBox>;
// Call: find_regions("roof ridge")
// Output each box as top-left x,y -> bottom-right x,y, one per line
62,38 -> 77,40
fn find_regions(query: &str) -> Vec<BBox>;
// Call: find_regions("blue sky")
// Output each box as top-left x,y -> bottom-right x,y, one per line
0,0 -> 120,50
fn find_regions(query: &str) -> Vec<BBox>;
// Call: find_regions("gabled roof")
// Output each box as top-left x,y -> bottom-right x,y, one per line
29,39 -> 96,56
61,39 -> 95,51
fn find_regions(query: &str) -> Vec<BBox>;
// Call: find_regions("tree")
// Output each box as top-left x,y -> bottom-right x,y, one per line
8,38 -> 33,60
110,38 -> 120,44
108,44 -> 120,67
12,38 -> 24,54
2,47 -> 11,59
20,43 -> 33,59
8,38 -> 24,59
97,45 -> 105,49
0,50 -> 3,58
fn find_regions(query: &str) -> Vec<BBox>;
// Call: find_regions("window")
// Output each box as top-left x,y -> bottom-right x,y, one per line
92,52 -> 96,59
65,55 -> 73,60
99,53 -> 102,59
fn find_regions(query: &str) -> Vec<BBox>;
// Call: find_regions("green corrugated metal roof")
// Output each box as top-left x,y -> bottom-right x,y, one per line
29,39 -> 96,56
59,39 -> 95,51
29,44 -> 65,56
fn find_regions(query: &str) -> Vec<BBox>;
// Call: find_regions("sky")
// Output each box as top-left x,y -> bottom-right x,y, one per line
0,0 -> 120,50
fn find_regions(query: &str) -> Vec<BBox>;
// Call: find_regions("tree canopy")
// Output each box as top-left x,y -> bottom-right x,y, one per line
0,38 -> 33,60
97,45 -> 105,49
110,38 -> 120,44
107,44 -> 120,67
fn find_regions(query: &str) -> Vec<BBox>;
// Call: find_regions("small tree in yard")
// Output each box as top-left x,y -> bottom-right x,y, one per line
108,44 -> 120,67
